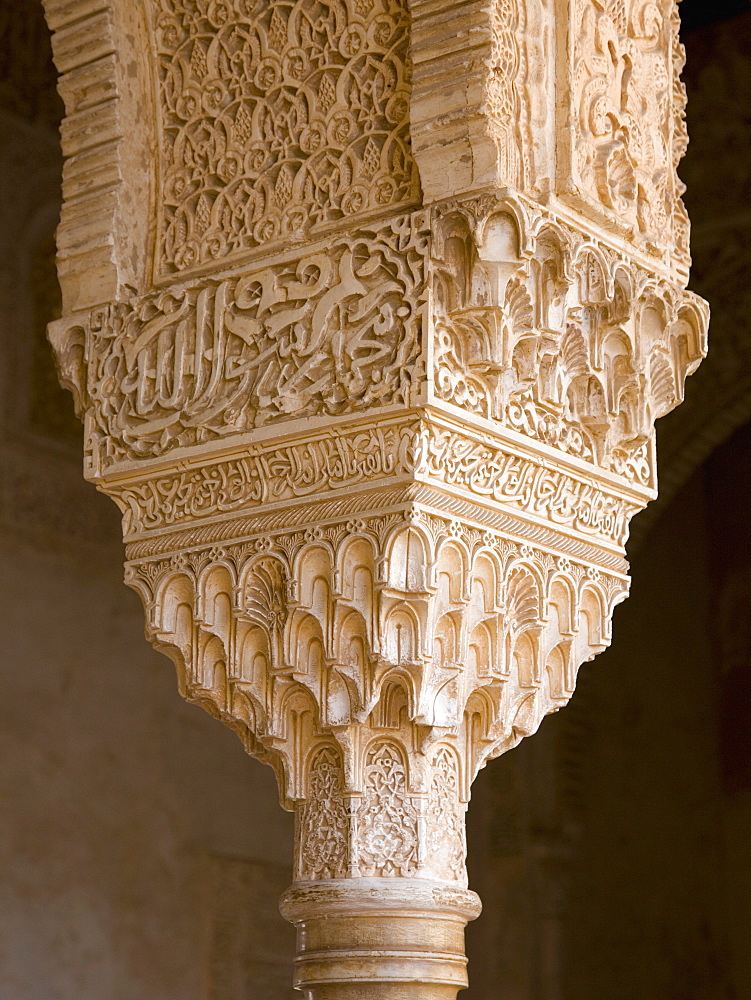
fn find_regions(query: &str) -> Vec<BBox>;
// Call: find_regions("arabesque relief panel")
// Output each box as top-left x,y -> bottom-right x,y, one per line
73,211 -> 428,475
556,0 -> 690,271
149,0 -> 421,276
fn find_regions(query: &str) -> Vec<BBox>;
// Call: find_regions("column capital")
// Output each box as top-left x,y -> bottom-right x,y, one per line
44,0 -> 707,994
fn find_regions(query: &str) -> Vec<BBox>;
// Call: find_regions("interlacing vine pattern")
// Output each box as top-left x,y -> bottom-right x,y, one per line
151,0 -> 421,274
356,742 -> 418,877
427,748 -> 466,881
298,745 -> 349,879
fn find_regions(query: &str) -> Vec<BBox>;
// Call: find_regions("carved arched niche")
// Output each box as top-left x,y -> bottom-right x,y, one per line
42,1 -> 708,997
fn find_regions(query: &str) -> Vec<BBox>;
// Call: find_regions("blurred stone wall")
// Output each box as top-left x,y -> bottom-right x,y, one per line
0,6 -> 295,998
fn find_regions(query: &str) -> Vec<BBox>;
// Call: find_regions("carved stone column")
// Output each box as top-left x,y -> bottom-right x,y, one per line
45,0 -> 707,995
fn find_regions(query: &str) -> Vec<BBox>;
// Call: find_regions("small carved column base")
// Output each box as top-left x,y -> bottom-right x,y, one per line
280,879 -> 482,999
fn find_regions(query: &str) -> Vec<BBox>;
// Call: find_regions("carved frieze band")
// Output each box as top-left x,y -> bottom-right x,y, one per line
112,416 -> 641,549
121,481 -> 631,576
113,421 -> 417,534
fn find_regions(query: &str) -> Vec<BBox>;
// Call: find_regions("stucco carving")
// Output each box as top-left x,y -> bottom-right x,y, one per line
151,0 -> 421,275
77,214 -> 426,473
106,414 -> 638,544
429,199 -> 706,488
121,500 -> 628,892
356,740 -> 419,877
559,0 -> 690,271
43,0 -> 707,995
297,744 -> 349,879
